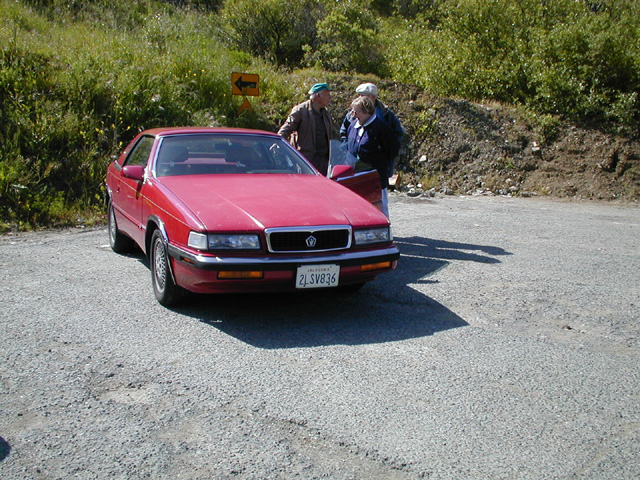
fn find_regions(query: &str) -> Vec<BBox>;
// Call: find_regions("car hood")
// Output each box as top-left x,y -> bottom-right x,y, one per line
159,174 -> 387,230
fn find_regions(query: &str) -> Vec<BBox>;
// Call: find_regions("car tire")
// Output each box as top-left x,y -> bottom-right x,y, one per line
108,201 -> 134,253
150,229 -> 184,307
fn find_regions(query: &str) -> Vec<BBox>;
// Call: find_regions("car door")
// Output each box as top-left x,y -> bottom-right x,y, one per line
112,135 -> 155,246
328,140 -> 383,210
333,169 -> 382,210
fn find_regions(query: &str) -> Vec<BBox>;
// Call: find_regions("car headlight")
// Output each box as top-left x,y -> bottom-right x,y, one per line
188,232 -> 261,251
209,233 -> 261,250
354,227 -> 392,246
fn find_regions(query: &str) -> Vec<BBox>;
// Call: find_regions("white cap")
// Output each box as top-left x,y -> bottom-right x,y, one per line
355,83 -> 378,96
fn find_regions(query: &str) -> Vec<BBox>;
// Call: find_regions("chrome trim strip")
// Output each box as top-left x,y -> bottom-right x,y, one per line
167,244 -> 399,271
150,216 -> 168,242
264,224 -> 352,233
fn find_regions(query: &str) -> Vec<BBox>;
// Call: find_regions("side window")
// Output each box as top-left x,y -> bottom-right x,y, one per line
125,136 -> 155,167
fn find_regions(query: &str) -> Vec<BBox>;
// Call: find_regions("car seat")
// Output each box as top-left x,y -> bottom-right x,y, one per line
156,145 -> 189,176
226,145 -> 264,171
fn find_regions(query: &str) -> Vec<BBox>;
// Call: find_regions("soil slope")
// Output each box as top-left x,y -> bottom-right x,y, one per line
328,78 -> 640,202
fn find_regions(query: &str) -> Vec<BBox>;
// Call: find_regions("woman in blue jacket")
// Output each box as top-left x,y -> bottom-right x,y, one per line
346,96 -> 400,218
340,83 -> 404,175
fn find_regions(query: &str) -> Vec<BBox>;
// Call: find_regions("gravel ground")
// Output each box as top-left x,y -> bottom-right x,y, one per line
1,195 -> 639,479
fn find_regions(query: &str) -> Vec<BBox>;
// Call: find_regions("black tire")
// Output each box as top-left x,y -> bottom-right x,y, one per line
150,229 -> 184,307
108,201 -> 134,253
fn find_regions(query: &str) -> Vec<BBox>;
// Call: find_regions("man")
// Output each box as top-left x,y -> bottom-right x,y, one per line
340,82 -> 404,175
277,83 -> 334,176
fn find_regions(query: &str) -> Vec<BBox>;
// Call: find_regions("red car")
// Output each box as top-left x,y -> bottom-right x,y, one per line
106,127 -> 399,306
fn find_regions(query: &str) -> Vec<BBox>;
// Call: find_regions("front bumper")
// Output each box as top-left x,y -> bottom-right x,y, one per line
167,244 -> 400,293
168,244 -> 400,270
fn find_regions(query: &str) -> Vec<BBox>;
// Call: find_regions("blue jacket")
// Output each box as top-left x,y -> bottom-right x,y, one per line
345,115 -> 400,189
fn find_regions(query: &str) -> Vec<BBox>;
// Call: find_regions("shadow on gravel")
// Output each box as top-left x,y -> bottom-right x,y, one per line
168,236 -> 509,349
395,236 -> 511,264
0,437 -> 10,462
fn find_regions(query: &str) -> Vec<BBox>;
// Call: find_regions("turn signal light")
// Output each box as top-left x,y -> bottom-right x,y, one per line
217,271 -> 264,279
360,261 -> 392,272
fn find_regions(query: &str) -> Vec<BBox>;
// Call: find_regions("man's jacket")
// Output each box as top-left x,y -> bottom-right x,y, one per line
277,100 -> 333,164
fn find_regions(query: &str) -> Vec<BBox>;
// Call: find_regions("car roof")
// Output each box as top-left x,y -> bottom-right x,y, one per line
141,127 -> 279,138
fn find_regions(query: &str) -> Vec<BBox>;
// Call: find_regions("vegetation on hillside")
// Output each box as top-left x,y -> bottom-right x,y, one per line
1,0 -> 639,230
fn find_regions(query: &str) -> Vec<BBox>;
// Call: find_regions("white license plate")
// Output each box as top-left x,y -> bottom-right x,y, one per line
295,264 -> 340,289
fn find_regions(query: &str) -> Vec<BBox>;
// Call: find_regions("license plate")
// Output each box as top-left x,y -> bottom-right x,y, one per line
295,264 -> 340,289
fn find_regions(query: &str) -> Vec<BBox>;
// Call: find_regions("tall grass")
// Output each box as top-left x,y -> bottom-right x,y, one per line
0,1 -> 293,230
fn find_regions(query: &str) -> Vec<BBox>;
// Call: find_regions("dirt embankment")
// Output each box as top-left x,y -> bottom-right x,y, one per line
328,78 -> 640,202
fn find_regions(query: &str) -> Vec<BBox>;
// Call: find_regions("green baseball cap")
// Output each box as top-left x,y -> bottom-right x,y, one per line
308,83 -> 334,94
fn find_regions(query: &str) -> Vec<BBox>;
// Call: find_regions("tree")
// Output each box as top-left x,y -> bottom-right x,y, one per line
220,0 -> 321,67
304,2 -> 387,75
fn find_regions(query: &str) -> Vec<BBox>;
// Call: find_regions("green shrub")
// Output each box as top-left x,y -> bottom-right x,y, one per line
219,0 -> 321,67
304,1 -> 388,76
0,42 -> 110,227
385,0 -> 640,132
529,4 -> 640,129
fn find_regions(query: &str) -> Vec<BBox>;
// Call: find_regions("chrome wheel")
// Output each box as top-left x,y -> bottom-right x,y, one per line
153,236 -> 167,294
150,229 -> 184,306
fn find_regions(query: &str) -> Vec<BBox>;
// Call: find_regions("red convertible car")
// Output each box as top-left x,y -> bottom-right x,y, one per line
106,127 -> 399,306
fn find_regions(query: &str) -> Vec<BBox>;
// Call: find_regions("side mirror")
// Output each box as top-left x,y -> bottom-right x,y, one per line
329,164 -> 355,180
122,165 -> 145,182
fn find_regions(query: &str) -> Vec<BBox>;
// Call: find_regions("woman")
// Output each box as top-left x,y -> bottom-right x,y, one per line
345,96 -> 400,218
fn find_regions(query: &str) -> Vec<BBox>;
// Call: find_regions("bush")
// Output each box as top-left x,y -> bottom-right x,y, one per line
304,1 -> 388,76
219,0 -> 321,67
385,0 -> 640,132
0,40 -> 109,228
529,4 -> 640,130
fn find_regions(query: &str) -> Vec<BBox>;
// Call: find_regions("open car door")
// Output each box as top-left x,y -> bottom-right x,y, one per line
330,165 -> 382,211
328,140 -> 383,211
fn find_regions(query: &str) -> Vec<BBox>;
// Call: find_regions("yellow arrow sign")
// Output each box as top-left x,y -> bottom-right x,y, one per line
231,72 -> 260,96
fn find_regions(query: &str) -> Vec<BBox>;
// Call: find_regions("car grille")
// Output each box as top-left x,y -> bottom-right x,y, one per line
265,226 -> 352,253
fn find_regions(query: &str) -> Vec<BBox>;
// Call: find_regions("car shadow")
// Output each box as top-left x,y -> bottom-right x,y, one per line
0,437 -> 10,462
167,236 -> 511,349
394,236 -> 511,265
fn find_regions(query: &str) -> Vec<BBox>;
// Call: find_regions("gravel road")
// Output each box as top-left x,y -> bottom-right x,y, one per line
1,195 -> 639,479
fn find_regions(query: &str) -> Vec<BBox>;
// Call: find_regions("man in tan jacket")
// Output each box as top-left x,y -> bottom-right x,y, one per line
277,83 -> 334,176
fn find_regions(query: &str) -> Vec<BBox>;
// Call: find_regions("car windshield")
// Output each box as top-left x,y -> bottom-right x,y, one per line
154,133 -> 317,177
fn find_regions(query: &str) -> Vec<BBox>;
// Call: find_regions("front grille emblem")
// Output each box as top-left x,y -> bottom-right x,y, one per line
305,235 -> 317,248
264,226 -> 352,253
